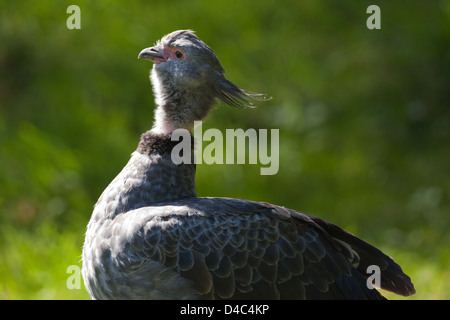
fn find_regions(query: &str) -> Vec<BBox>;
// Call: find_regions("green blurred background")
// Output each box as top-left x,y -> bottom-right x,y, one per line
0,0 -> 449,299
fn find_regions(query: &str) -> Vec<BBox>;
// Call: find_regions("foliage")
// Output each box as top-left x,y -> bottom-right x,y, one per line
0,0 -> 448,299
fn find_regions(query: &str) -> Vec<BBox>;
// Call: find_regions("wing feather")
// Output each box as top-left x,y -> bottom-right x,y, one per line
108,197 -> 413,299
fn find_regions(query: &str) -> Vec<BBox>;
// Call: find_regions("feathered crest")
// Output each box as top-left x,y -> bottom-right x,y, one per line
158,30 -> 271,108
216,77 -> 271,108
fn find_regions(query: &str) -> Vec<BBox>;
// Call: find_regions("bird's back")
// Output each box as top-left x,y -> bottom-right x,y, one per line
83,196 -> 414,299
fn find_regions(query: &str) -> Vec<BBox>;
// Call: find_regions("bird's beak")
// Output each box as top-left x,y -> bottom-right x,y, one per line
138,45 -> 167,64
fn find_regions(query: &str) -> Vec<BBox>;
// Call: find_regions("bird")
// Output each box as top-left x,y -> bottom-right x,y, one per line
81,30 -> 415,299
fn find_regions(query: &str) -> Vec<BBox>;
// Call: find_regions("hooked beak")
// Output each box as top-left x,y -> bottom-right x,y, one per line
138,45 -> 166,64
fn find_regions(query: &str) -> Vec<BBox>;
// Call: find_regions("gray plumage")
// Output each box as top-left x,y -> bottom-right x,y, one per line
82,30 -> 415,299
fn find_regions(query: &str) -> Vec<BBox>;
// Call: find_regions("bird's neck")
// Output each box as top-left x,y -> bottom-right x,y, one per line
135,130 -> 197,203
150,69 -> 216,134
94,131 -> 197,219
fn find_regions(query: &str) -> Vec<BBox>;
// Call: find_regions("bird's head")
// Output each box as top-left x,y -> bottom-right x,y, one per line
138,30 -> 269,133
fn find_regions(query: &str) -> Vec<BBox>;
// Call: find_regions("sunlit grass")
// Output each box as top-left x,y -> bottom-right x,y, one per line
0,224 -> 89,300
